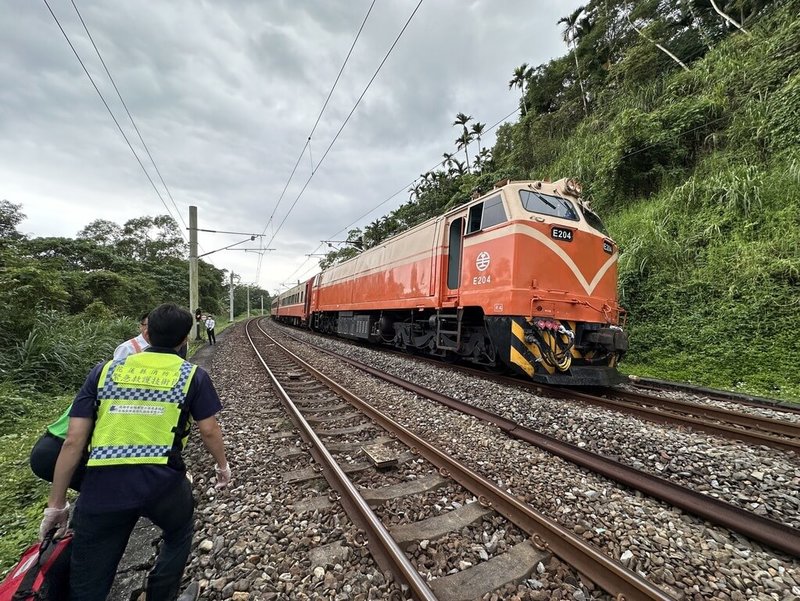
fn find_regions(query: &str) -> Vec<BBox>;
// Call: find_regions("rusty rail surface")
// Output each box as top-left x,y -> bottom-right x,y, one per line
629,377 -> 800,416
245,320 -> 438,601
272,325 -> 800,558
590,386 -> 800,440
536,383 -> 800,453
256,321 -> 676,601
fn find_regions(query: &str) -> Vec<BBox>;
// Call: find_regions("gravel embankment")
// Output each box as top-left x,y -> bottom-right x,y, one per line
266,321 -> 800,600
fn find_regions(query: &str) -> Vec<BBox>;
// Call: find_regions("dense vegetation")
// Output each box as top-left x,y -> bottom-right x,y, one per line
1,0 -> 797,572
323,0 -> 800,400
0,206 -> 270,567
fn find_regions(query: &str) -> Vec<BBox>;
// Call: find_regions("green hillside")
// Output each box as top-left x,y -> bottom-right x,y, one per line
325,0 -> 800,400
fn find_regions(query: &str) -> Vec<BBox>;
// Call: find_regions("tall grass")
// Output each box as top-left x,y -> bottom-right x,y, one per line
0,310 -> 133,393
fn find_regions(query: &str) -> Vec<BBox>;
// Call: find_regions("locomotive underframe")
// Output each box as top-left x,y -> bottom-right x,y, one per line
309,307 -> 626,385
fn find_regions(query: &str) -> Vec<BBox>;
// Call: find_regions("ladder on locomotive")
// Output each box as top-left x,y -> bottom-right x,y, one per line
435,309 -> 463,351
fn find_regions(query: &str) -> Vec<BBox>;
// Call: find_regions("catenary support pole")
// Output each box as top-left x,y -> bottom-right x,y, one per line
261,295 -> 264,316
229,271 -> 234,323
189,206 -> 201,340
247,287 -> 250,317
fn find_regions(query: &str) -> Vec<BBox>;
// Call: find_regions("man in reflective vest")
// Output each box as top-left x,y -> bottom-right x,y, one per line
40,303 -> 231,601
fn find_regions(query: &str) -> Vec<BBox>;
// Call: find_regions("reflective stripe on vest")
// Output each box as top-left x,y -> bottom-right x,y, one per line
87,352 -> 197,467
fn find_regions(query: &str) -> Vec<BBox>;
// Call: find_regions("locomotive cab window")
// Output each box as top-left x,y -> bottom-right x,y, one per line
519,190 -> 579,221
581,205 -> 609,235
466,194 -> 506,234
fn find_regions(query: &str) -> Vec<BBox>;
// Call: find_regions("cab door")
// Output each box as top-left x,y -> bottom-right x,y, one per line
443,217 -> 464,307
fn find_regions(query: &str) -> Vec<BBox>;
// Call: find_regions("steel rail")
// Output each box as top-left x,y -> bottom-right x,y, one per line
629,377 -> 800,416
535,384 -> 800,453
272,326 -> 800,557
259,322 -> 677,600
244,320 -> 438,601
593,387 -> 800,440
275,323 -> 800,451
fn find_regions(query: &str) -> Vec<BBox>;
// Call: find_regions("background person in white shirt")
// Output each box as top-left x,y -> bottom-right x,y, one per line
113,312 -> 150,359
205,315 -> 216,345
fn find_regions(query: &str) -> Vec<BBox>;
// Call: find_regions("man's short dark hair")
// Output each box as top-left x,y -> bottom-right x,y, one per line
147,303 -> 193,348
139,312 -> 150,324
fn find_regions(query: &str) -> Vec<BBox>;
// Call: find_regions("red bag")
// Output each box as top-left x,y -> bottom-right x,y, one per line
0,532 -> 71,601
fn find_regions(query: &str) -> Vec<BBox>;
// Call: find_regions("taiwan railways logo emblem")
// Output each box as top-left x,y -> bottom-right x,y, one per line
476,251 -> 490,272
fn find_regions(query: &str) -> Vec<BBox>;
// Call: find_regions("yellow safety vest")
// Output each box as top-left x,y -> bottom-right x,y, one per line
87,352 -> 197,467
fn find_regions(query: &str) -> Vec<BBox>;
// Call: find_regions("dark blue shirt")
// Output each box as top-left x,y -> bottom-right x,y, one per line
70,348 -> 222,513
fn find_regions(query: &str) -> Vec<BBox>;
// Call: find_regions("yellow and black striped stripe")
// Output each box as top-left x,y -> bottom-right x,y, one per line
510,317 -> 552,377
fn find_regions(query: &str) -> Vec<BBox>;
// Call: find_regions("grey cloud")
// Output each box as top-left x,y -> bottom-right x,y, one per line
2,0 -> 581,293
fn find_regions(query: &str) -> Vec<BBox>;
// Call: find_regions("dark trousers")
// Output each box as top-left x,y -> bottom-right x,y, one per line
206,328 -> 216,345
29,431 -> 86,491
70,477 -> 194,601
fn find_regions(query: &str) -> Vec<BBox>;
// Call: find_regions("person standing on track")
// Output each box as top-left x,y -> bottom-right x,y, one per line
205,314 -> 216,345
39,303 -> 232,601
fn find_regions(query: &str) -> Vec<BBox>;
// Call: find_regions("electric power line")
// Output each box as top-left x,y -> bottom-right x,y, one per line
277,105 -> 518,289
70,0 -> 189,238
42,0 -> 187,243
255,0 -> 376,278
257,0 -> 424,285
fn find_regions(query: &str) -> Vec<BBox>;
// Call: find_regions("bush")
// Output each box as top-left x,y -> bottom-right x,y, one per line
0,311 -> 133,393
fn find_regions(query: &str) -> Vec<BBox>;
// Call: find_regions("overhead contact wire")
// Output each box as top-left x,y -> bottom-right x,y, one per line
283,105 -> 517,289
255,0 -> 377,280
42,0 -> 184,241
264,0 -> 424,255
70,0 -> 190,242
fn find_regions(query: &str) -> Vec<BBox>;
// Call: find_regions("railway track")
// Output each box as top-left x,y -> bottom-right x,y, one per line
628,377 -> 800,416
541,385 -> 800,454
245,319 -> 676,600
268,320 -> 800,558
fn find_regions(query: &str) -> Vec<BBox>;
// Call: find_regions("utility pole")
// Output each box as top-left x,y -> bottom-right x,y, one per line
247,287 -> 250,317
260,295 -> 264,316
229,271 -> 234,323
189,206 -> 201,340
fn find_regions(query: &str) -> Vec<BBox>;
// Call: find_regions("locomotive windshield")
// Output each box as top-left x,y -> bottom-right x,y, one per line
519,190 -> 579,221
580,205 -> 609,235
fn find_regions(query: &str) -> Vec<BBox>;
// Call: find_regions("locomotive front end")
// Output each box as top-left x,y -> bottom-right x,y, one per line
479,179 -> 628,385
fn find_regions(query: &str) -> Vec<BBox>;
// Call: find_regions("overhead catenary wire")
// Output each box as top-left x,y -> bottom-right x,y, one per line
42,0 -> 187,244
257,0 -> 424,287
255,0 -> 377,279
69,0 -> 189,239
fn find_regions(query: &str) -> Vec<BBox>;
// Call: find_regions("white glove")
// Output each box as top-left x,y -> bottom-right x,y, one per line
39,502 -> 70,540
215,463 -> 231,489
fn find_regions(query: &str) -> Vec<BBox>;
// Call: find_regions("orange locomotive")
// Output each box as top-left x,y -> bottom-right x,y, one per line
275,178 -> 628,385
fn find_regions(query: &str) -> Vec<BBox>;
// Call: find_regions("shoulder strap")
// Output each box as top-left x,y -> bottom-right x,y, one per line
12,535 -> 59,599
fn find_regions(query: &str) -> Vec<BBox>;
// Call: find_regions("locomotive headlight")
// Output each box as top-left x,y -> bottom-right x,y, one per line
565,178 -> 583,196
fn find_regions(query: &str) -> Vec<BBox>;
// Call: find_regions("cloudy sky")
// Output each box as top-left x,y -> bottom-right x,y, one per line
2,0 -> 580,296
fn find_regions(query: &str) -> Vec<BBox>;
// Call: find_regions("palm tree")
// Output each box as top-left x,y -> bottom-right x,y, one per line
558,7 -> 589,115
449,158 -> 467,176
442,152 -> 455,170
470,122 -> 486,157
508,63 -> 533,115
455,129 -> 474,171
475,147 -> 492,172
453,112 -> 472,128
